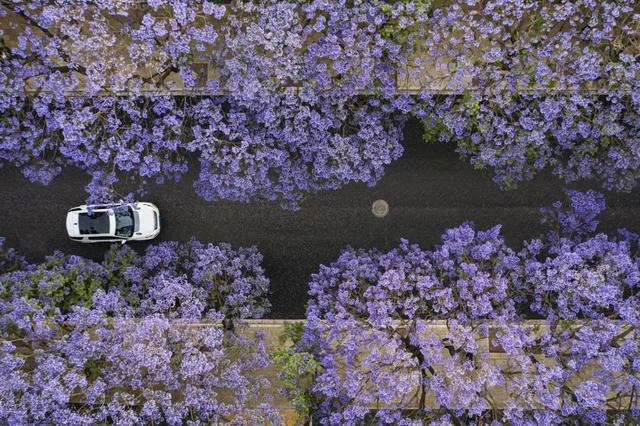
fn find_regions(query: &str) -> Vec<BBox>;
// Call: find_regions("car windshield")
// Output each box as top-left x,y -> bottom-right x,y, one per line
114,206 -> 135,237
78,212 -> 110,235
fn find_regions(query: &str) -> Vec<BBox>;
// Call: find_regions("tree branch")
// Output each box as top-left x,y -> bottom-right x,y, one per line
2,1 -> 87,75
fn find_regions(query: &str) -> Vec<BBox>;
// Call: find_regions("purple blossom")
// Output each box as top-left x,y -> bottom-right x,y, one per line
1,1 -> 638,206
0,238 -> 280,424
302,191 -> 640,424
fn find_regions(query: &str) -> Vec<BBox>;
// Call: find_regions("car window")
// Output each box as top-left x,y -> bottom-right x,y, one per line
133,210 -> 141,232
88,236 -> 119,241
114,206 -> 134,238
79,212 -> 110,235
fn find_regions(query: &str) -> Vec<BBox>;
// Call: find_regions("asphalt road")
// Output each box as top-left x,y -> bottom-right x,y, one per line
1,118 -> 639,318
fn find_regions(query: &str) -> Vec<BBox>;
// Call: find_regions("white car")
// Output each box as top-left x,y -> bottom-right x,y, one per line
66,202 -> 160,243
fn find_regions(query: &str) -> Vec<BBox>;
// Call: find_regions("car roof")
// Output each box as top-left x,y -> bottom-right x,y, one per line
78,211 -> 111,235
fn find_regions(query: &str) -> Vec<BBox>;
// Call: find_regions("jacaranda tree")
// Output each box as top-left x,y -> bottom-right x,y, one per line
410,1 -> 640,191
0,239 -> 282,425
300,191 -> 640,425
1,1 -> 638,208
0,0 -> 418,208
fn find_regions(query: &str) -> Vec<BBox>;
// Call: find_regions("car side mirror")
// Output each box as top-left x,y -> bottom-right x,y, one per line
121,240 -> 127,245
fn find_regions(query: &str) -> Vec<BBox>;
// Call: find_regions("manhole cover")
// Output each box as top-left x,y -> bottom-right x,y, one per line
372,199 -> 389,218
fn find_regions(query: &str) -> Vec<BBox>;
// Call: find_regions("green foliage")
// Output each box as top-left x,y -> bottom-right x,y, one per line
101,244 -> 143,306
422,91 -> 479,146
170,351 -> 185,372
0,239 -> 26,275
0,244 -> 141,316
461,91 -> 480,119
422,117 -> 448,144
279,321 -> 305,345
102,244 -> 138,286
4,321 -> 25,340
206,277 -> 226,311
557,319 -> 576,331
528,14 -> 546,33
379,0 -> 431,47
83,357 -> 107,383
18,266 -> 107,315
273,322 -> 318,423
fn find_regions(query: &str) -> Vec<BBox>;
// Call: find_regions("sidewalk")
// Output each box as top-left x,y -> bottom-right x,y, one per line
1,4 -> 621,96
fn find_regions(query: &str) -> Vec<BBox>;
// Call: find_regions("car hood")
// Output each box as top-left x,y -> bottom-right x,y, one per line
135,204 -> 159,236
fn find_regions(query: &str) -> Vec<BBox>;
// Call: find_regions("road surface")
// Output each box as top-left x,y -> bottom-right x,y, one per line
2,119 -> 639,317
